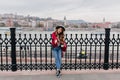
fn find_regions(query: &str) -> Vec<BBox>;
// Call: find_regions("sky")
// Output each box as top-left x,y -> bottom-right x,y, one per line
0,0 -> 120,22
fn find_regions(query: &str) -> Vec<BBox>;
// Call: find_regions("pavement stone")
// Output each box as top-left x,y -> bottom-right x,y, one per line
0,69 -> 120,80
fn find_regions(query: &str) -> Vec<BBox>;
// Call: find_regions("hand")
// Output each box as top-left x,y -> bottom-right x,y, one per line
60,41 -> 64,44
55,40 -> 57,44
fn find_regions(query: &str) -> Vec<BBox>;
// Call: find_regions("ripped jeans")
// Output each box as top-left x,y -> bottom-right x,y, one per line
52,46 -> 62,70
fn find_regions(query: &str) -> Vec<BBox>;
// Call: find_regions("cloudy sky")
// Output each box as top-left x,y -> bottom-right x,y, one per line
0,0 -> 120,22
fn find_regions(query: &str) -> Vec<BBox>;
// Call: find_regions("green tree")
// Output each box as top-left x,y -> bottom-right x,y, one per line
36,23 -> 44,28
73,25 -> 78,28
0,23 -> 5,27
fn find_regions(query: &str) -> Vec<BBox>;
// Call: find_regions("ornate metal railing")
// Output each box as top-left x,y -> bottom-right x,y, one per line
0,28 -> 120,71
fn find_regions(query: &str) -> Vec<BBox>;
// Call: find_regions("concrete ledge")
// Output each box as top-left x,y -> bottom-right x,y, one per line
0,69 -> 120,76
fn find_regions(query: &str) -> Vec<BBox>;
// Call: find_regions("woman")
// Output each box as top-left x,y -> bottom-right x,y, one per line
51,26 -> 67,77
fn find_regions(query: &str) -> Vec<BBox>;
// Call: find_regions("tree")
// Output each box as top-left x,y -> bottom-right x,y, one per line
81,24 -> 89,28
73,25 -> 78,28
36,23 -> 44,28
64,25 -> 69,28
0,23 -> 5,27
14,22 -> 21,27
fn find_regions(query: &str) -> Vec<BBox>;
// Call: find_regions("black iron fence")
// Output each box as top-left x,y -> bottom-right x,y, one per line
0,28 -> 120,71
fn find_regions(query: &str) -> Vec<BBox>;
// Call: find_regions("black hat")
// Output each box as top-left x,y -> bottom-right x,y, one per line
56,26 -> 65,31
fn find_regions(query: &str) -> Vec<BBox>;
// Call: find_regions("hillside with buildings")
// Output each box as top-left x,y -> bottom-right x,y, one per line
0,13 -> 120,31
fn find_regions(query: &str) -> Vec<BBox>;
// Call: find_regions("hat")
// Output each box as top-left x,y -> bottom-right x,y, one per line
56,26 -> 65,31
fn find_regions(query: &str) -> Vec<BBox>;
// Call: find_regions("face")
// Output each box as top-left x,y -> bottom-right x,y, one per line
57,28 -> 63,34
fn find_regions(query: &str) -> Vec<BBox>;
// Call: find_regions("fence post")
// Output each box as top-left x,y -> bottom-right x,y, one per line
103,28 -> 110,70
10,28 -> 17,71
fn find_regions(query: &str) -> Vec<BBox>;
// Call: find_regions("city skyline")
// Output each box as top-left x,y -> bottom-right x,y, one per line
0,0 -> 120,22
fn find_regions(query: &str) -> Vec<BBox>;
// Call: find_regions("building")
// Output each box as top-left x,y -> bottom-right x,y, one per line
92,22 -> 112,28
5,18 -> 14,27
64,16 -> 67,26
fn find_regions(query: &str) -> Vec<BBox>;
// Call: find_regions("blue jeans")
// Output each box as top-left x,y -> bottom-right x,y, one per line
52,46 -> 62,70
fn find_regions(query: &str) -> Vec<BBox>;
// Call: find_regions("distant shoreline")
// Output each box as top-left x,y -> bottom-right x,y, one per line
0,27 -> 120,32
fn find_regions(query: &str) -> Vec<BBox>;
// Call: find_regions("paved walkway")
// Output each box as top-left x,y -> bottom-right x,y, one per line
0,69 -> 120,80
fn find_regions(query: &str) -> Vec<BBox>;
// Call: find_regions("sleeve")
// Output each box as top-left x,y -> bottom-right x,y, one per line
51,33 -> 58,47
61,42 -> 67,52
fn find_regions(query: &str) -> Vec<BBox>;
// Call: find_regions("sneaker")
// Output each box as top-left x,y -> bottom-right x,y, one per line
56,70 -> 61,76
